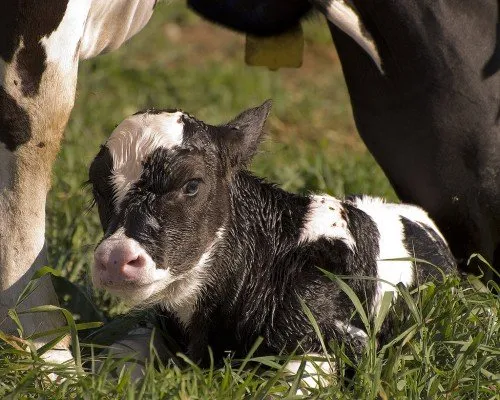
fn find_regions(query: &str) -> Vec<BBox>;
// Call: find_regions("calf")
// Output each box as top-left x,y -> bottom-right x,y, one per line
89,101 -> 456,368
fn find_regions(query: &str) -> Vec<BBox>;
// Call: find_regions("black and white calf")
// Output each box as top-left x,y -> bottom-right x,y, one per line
89,101 -> 456,368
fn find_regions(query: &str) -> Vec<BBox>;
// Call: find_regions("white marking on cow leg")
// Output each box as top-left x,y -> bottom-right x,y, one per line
314,0 -> 384,73
284,353 -> 335,393
42,1 -> 91,72
350,196 -> 414,315
299,195 -> 356,250
106,112 -> 185,208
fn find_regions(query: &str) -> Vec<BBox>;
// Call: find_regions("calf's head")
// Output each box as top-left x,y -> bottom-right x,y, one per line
89,101 -> 271,305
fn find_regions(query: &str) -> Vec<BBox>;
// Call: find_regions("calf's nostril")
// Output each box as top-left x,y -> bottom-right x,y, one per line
127,254 -> 146,269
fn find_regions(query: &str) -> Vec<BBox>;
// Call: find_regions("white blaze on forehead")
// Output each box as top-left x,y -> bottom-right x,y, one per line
106,111 -> 184,208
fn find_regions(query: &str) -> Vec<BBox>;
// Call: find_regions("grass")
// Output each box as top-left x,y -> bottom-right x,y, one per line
1,2 -> 499,398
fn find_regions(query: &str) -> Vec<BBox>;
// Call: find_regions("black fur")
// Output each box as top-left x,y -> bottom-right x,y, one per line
187,0 -> 312,36
0,87 -> 31,151
88,146 -> 115,232
400,216 -> 456,282
161,172 -> 379,364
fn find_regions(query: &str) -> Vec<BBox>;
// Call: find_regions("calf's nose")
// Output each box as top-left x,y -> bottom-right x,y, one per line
94,239 -> 148,280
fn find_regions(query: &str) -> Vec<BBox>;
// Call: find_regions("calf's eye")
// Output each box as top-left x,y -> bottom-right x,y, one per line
183,179 -> 200,196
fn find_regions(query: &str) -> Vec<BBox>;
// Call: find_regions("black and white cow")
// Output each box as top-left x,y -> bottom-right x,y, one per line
89,101 -> 456,372
187,0 -> 500,278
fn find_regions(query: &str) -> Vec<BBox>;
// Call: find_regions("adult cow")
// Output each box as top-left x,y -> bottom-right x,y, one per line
188,0 -> 500,279
0,0 -> 497,363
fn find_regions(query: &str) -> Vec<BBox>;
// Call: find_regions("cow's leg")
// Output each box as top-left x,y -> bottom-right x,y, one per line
0,0 -> 156,363
0,146 -> 72,362
0,1 -> 91,361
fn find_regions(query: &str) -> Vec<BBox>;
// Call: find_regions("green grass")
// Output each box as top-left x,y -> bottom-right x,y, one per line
1,2 -> 499,398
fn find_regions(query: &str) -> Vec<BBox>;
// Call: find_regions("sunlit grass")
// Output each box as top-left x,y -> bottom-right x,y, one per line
1,264 -> 498,398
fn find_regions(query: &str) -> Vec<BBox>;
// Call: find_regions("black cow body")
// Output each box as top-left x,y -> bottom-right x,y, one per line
330,0 -> 500,276
188,0 -> 500,277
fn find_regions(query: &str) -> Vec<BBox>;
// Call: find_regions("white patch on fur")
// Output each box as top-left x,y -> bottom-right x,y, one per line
80,0 -> 156,59
41,1 -> 90,72
284,353 -> 334,392
299,195 -> 355,250
106,112 -> 184,208
385,202 -> 447,242
321,0 -> 383,73
350,196 -> 414,315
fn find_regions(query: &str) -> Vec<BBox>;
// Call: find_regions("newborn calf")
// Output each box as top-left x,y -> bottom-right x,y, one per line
89,101 -> 456,368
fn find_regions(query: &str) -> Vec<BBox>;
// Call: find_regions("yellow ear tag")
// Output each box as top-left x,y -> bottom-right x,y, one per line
245,24 -> 304,70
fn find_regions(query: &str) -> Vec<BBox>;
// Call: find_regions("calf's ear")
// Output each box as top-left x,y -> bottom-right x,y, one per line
224,99 -> 272,167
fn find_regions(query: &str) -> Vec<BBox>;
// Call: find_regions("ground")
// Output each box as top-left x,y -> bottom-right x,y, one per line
0,2 -> 498,399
